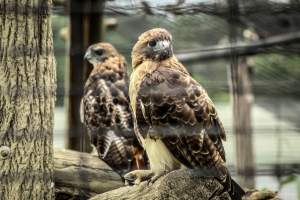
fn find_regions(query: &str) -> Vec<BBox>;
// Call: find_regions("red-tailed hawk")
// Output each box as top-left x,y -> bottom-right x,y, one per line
125,28 -> 245,199
81,42 -> 147,175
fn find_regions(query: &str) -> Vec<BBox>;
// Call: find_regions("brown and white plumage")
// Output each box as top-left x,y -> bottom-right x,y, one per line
81,42 -> 147,174
125,28 -> 244,199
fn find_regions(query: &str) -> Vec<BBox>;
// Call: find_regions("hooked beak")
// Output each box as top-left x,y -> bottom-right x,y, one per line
155,40 -> 172,59
84,49 -> 91,61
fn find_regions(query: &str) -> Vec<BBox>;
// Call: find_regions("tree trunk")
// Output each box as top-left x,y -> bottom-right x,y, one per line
0,0 -> 55,199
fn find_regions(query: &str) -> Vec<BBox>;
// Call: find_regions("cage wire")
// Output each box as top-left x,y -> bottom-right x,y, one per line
51,1 -> 300,197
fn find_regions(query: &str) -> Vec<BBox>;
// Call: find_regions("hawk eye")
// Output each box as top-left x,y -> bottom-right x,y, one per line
94,48 -> 104,56
148,40 -> 157,47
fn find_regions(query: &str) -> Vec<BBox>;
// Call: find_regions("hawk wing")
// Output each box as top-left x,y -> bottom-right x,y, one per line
81,56 -> 147,174
81,74 -> 132,135
135,66 -> 226,168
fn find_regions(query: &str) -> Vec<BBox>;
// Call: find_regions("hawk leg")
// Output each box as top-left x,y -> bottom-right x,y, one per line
147,169 -> 168,185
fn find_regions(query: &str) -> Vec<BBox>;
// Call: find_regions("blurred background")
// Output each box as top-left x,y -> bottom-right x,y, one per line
51,0 -> 300,199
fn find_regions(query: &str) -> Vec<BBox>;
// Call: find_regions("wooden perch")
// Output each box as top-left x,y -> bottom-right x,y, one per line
89,169 -> 279,200
53,150 -> 278,200
89,169 -> 232,200
176,31 -> 300,63
54,148 -> 124,200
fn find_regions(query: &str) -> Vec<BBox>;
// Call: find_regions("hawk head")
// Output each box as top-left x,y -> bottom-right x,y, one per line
132,28 -> 173,68
84,42 -> 119,67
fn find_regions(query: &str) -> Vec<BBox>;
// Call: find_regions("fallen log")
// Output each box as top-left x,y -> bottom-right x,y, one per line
54,148 -> 124,200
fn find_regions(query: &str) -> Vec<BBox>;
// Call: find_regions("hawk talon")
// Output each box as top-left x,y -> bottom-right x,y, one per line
124,170 -> 154,185
123,172 -> 138,185
147,170 -> 168,185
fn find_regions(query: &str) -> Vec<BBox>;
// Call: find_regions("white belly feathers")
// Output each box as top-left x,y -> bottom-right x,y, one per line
142,137 -> 187,171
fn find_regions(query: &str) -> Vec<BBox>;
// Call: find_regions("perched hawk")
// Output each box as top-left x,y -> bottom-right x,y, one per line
125,28 -> 245,199
81,42 -> 147,175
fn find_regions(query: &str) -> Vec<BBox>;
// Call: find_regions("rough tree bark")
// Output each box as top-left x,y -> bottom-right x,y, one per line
90,169 -> 232,200
52,150 -> 278,200
0,0 -> 55,199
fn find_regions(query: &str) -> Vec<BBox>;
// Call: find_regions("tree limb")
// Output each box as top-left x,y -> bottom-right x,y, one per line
53,149 -> 281,200
54,148 -> 124,199
89,169 -> 231,200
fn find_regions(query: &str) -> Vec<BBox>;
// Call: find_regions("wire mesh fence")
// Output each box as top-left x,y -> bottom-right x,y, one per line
48,0 -> 300,198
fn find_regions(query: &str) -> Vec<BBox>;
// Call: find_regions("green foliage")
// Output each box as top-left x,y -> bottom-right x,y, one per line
297,176 -> 300,200
211,92 -> 230,102
251,54 -> 300,97
253,54 -> 300,81
193,72 -> 230,103
279,174 -> 297,190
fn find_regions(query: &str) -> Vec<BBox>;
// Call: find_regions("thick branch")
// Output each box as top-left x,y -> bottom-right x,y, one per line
53,150 -> 280,200
54,148 -> 124,199
89,169 -> 231,200
177,31 -> 300,62
87,170 -> 278,200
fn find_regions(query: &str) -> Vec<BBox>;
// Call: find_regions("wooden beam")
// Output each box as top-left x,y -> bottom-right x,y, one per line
227,0 -> 255,188
176,31 -> 300,63
65,0 -> 105,152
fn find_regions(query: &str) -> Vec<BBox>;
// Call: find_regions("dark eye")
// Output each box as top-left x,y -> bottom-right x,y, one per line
148,40 -> 157,47
94,48 -> 104,56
